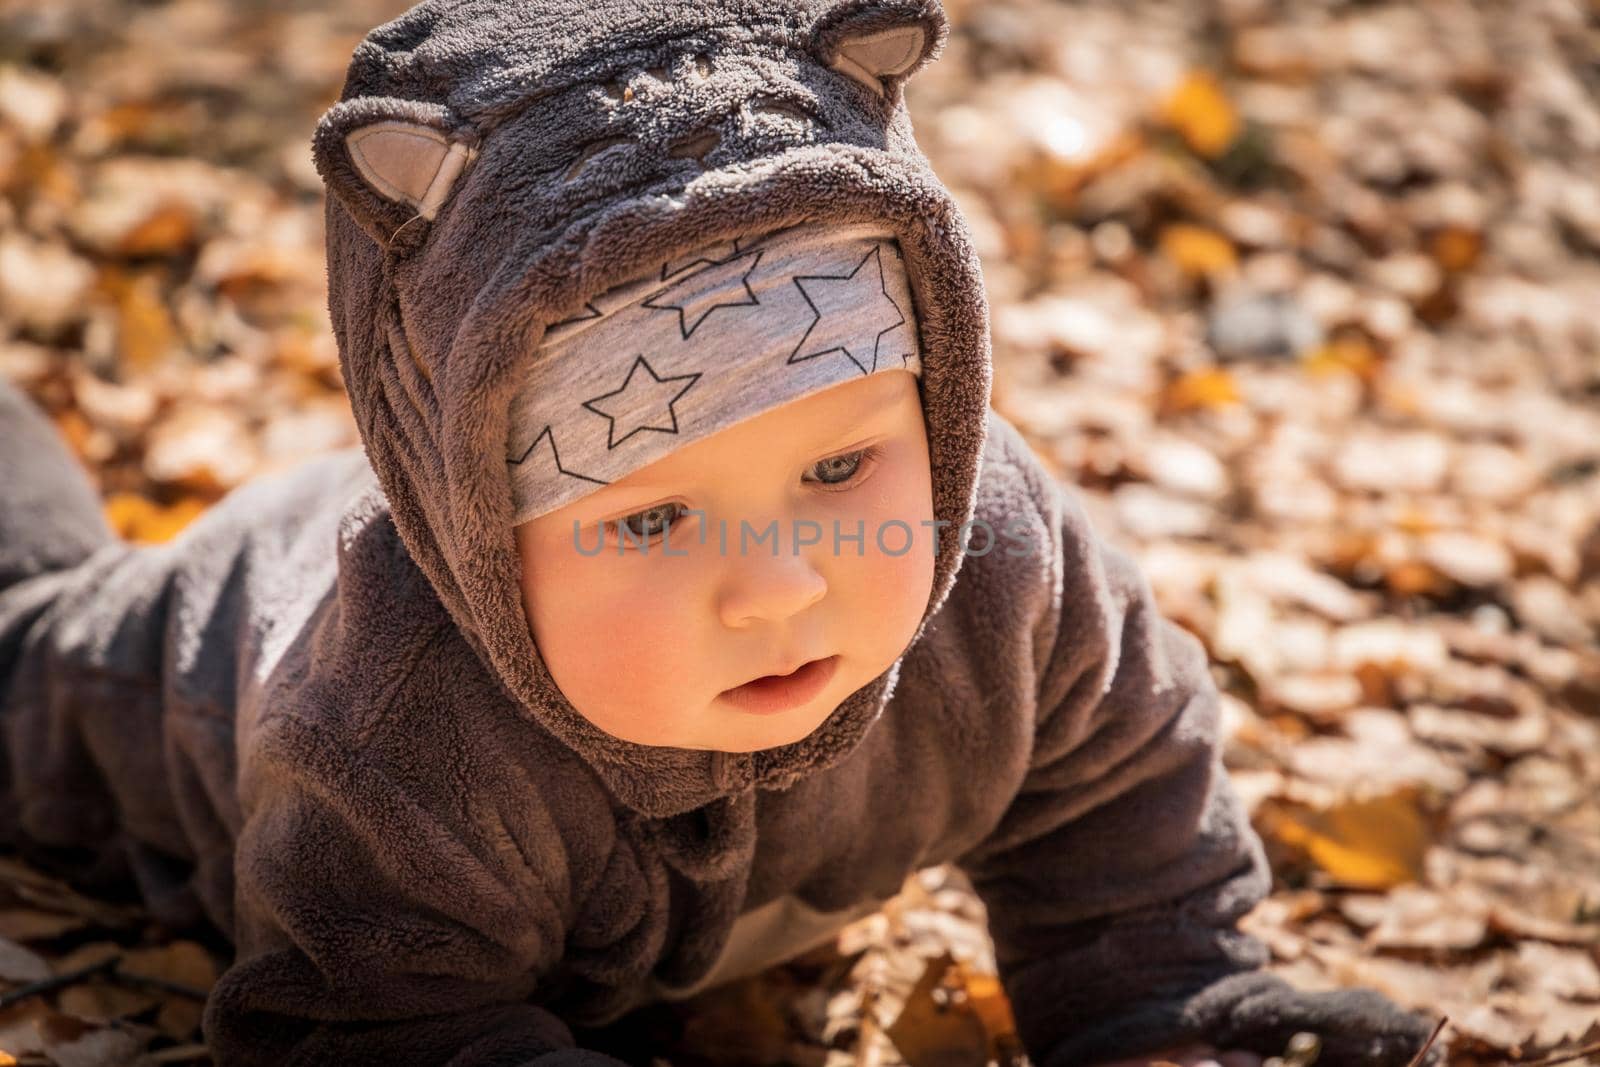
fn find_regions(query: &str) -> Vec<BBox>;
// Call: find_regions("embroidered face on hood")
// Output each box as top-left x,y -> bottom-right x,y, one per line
311,0 -> 993,819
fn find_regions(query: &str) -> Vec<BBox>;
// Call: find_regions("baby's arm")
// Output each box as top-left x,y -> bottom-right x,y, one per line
0,377 -> 624,1064
204,703 -> 627,1067
953,447 -> 1439,1067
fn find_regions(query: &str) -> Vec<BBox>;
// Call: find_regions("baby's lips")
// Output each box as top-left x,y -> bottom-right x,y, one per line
725,653 -> 832,690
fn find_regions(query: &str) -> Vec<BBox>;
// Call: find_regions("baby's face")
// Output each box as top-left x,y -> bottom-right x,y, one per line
514,369 -> 935,751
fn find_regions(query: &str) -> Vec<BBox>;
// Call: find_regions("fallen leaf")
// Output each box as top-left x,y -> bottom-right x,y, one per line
1161,71 -> 1241,158
885,951 -> 991,1067
55,979 -> 159,1024
1159,368 -> 1241,415
103,492 -> 207,544
0,939 -> 51,985
1159,223 -> 1238,278
0,910 -> 89,944
33,1011 -> 145,1067
1255,788 -> 1435,890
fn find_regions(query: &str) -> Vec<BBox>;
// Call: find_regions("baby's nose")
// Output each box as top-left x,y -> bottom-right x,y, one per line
717,553 -> 828,629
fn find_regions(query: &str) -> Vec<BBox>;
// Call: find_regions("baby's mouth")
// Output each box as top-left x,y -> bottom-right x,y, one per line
719,655 -> 840,714
729,653 -> 828,689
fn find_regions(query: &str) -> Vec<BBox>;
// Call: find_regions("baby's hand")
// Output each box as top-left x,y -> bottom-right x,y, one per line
1088,1043 -> 1264,1067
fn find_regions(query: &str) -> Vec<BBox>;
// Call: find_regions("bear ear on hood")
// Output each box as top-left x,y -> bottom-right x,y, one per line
813,0 -> 950,100
310,97 -> 480,251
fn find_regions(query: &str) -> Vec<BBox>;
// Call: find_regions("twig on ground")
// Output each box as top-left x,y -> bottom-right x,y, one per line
0,954 -> 119,1009
140,1043 -> 214,1064
1517,1035 -> 1600,1067
1404,1016 -> 1448,1067
107,966 -> 211,1002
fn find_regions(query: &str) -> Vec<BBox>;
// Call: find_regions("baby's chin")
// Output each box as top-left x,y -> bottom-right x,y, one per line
707,700 -> 844,752
562,696 -> 839,751
614,691 -> 847,752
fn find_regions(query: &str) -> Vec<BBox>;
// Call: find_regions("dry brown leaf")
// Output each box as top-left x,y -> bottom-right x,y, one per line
1354,885 -> 1489,952
1409,700 -> 1549,760
884,951 -> 991,1067
0,910 -> 88,945
668,974 -> 795,1066
96,268 -> 177,374
960,969 -> 1017,1049
0,939 -> 51,986
1429,226 -> 1483,273
33,1011 -> 145,1067
142,403 -> 258,493
1509,941 -> 1600,1001
0,234 -> 96,337
48,943 -> 122,977
1281,708 -> 1468,796
0,882 -> 138,932
1485,904 -> 1600,947
1301,336 -> 1380,383
1384,560 -> 1453,599
118,942 -> 216,1041
115,201 -> 198,258
55,979 -> 159,1025
0,997 -> 52,1057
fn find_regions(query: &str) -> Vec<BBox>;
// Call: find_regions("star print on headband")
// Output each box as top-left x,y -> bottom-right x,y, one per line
791,244 -> 910,376
505,221 -> 924,527
581,355 -> 702,450
641,249 -> 764,340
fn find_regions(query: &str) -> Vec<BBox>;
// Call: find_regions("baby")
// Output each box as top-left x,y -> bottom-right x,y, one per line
0,1 -> 1442,1065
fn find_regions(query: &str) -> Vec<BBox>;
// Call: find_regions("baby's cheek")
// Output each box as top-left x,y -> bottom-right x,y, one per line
536,560 -> 717,743
834,516 -> 935,662
871,528 -> 937,629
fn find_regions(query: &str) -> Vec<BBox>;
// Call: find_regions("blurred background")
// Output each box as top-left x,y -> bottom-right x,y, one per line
0,0 -> 1597,1064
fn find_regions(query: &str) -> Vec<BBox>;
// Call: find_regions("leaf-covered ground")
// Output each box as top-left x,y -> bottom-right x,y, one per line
0,0 -> 1596,1064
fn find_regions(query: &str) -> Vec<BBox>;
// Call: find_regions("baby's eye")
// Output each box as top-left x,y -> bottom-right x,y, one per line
605,502 -> 685,544
804,445 -> 880,489
601,446 -> 882,548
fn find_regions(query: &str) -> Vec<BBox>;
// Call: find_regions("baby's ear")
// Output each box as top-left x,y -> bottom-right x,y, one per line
813,0 -> 949,100
310,97 -> 480,250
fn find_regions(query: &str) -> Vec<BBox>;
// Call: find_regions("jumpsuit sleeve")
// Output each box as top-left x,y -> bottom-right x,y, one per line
955,471 -> 1439,1067
202,709 -> 629,1067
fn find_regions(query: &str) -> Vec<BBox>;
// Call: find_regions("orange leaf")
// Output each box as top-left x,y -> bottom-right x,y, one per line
1392,504 -> 1443,537
1429,226 -> 1483,273
1303,336 -> 1379,381
115,201 -> 198,258
1385,560 -> 1451,598
49,409 -> 94,465
96,267 -> 178,373
1256,789 -> 1432,890
103,492 -> 206,544
1161,368 -> 1241,415
959,967 -> 1017,1045
885,951 -> 992,1067
1161,71 -> 1241,158
1158,223 -> 1238,278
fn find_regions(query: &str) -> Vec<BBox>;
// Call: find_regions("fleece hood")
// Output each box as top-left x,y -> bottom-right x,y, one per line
310,0 -> 992,819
